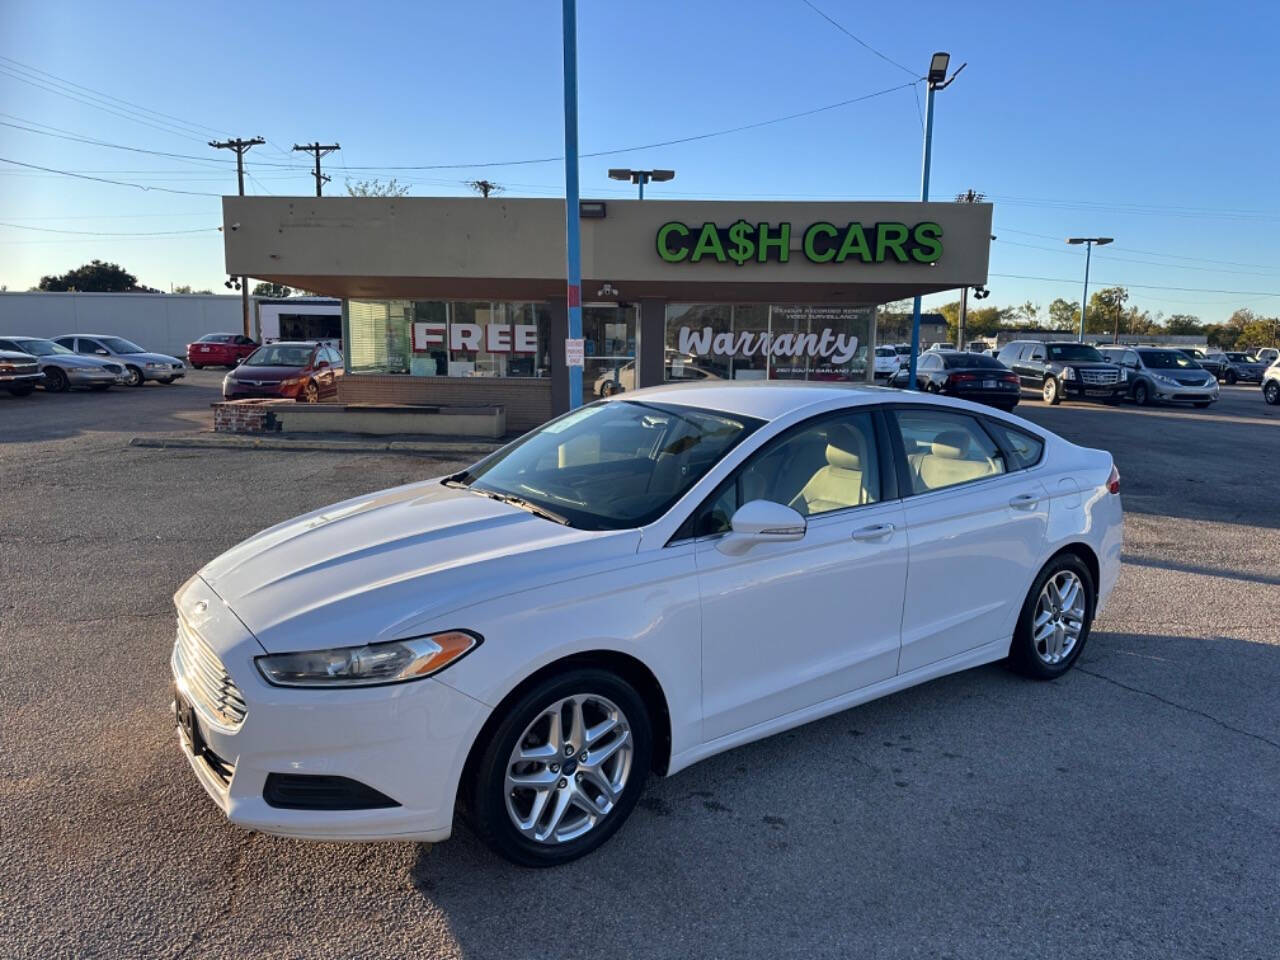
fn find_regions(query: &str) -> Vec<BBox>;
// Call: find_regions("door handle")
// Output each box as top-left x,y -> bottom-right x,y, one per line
851,522 -> 895,542
1009,493 -> 1041,510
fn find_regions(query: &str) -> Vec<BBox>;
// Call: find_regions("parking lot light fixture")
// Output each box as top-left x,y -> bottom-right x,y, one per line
1066,237 -> 1114,342
607,168 -> 676,200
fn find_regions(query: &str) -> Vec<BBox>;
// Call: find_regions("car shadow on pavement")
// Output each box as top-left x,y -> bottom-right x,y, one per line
1120,553 -> 1280,588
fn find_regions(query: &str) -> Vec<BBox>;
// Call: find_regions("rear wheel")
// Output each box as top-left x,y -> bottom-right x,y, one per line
467,668 -> 652,867
1042,376 -> 1062,405
1264,381 -> 1280,405
42,367 -> 69,392
1009,553 -> 1095,680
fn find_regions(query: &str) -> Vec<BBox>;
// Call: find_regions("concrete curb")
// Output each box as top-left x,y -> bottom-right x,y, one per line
129,434 -> 502,457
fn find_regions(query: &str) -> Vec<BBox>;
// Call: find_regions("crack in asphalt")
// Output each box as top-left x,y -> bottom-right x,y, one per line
1075,666 -> 1280,753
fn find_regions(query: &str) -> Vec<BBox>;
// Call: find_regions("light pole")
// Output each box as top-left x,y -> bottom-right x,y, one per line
1067,237 -> 1113,342
608,168 -> 675,199
907,52 -> 964,390
561,0 -> 585,410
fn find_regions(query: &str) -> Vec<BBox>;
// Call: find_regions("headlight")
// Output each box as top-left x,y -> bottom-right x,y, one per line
255,630 -> 481,688
1059,367 -> 1075,380
1154,373 -> 1179,386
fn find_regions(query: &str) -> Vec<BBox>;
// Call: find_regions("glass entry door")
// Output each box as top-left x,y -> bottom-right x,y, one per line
582,304 -> 638,401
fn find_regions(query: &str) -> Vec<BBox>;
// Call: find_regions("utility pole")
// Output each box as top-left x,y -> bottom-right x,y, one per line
561,0 -> 585,410
210,137 -> 265,338
954,190 -> 985,351
293,142 -> 340,197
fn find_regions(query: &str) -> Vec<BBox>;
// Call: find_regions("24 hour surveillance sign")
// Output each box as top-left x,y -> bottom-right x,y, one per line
655,220 -> 943,266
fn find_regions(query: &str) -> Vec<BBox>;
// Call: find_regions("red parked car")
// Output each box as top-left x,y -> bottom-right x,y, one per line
222,341 -> 343,402
188,333 -> 259,369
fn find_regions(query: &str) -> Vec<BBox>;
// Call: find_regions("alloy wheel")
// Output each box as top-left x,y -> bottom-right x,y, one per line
1042,378 -> 1057,403
504,694 -> 633,845
1265,381 -> 1279,405
1032,570 -> 1086,665
126,366 -> 143,387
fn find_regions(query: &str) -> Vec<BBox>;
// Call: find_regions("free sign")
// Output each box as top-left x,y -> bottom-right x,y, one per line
413,322 -> 538,354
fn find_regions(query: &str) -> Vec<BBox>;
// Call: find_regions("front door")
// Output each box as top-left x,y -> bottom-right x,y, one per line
691,409 -> 907,742
888,407 -> 1049,673
582,304 -> 637,403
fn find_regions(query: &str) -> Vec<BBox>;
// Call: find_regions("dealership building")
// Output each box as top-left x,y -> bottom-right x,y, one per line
222,196 -> 992,431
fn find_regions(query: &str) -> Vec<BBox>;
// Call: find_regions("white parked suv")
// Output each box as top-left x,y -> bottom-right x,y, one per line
171,382 -> 1123,866
1263,359 -> 1280,405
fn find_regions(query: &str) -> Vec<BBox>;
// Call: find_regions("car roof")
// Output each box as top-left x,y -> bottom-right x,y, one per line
608,381 -> 894,422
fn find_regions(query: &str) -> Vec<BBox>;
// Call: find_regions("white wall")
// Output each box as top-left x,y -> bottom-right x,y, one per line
0,292 -> 255,357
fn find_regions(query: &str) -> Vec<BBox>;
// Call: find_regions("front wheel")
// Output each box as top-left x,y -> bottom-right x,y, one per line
1008,553 -> 1095,680
1042,376 -> 1062,405
300,380 -> 319,403
42,367 -> 69,392
1225,370 -> 1237,385
125,365 -> 144,387
467,668 -> 652,867
1133,381 -> 1151,406
1264,381 -> 1280,405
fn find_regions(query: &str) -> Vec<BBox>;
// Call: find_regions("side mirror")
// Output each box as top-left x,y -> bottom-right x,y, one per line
95,349 -> 109,355
235,357 -> 245,366
717,500 -> 806,555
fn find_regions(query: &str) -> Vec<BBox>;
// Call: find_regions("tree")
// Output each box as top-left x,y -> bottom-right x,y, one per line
252,281 -> 294,298
38,259 -> 143,292
1047,298 -> 1080,331
1085,286 -> 1128,336
1163,313 -> 1203,335
172,284 -> 214,295
466,179 -> 504,198
345,178 -> 410,197
1014,301 -> 1041,326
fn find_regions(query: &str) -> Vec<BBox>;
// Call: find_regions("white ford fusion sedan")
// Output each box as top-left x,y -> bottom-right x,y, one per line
172,382 -> 1122,866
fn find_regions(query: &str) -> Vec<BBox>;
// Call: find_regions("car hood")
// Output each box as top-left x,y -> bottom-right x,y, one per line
197,479 -> 640,654
0,350 -> 36,362
1054,361 -> 1119,370
1158,369 -> 1216,383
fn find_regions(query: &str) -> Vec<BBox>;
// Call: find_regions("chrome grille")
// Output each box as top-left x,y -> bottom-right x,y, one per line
173,620 -> 247,727
1080,368 -> 1120,385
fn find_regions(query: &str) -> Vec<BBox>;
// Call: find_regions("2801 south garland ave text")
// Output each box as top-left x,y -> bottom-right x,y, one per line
655,220 -> 944,266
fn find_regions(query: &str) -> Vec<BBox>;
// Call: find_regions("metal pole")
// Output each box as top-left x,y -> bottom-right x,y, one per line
561,0 -> 584,410
1079,240 -> 1093,343
958,285 -> 968,351
907,82 -> 936,389
637,176 -> 644,200
314,150 -> 323,197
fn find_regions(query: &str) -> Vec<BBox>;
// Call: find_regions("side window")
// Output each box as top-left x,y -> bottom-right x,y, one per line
1028,345 -> 1046,362
983,420 -> 1045,470
996,343 -> 1021,364
893,409 -> 1007,495
76,339 -> 99,355
690,411 -> 881,536
1123,350 -> 1140,368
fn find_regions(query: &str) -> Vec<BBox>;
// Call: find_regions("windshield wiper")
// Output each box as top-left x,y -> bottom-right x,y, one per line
467,487 -> 570,525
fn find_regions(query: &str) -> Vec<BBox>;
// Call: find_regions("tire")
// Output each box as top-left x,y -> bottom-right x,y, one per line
1225,370 -> 1237,385
600,380 -> 622,397
190,363 -> 203,370
1008,552 -> 1096,680
1042,376 -> 1062,405
1264,381 -> 1280,405
467,667 -> 652,867
42,366 -> 69,393
125,365 -> 144,387
300,380 -> 319,403
1132,381 -> 1151,406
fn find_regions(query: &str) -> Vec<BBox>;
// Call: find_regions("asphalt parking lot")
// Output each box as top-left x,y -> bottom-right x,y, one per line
2,375 -> 1277,959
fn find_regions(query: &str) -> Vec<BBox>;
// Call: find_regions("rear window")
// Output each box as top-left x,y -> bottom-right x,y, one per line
942,354 -> 1004,369
198,334 -> 230,343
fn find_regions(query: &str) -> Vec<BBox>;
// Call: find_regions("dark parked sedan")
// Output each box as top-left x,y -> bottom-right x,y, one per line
222,341 -> 343,402
889,351 -> 1021,411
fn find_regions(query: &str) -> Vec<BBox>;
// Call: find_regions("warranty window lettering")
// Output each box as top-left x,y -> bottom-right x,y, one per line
656,220 -> 943,266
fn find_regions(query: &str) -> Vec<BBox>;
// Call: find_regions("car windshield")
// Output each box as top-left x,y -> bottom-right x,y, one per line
1139,349 -> 1195,369
244,345 -> 313,367
10,338 -> 71,356
199,334 -> 231,343
1225,353 -> 1251,362
100,337 -> 145,353
1047,344 -> 1104,362
943,354 -> 1004,369
453,400 -> 762,531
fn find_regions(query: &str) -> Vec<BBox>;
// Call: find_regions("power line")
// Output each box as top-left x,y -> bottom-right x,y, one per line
0,221 -> 219,236
995,227 -> 1280,271
0,157 -> 223,196
797,0 -> 920,77
989,272 -> 1279,298
994,235 -> 1280,277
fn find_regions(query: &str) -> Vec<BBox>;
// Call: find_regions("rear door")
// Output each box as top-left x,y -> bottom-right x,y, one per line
691,408 -> 907,741
888,405 -> 1049,674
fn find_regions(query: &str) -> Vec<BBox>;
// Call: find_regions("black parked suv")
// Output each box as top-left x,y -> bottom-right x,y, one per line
996,340 -> 1128,405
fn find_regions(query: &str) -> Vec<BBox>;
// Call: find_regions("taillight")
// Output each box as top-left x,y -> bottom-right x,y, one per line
948,373 -> 978,384
1002,372 -> 1019,383
1107,464 -> 1120,495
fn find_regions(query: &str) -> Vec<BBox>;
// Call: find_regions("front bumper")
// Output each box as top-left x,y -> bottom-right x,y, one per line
142,365 -> 186,381
171,577 -> 487,842
1151,380 -> 1219,402
1,372 -> 43,386
1062,381 -> 1128,400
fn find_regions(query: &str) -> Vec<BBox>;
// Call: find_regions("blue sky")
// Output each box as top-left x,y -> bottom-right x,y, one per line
2,0 -> 1278,322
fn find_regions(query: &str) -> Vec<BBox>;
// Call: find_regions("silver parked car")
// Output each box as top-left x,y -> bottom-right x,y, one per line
0,336 -> 127,392
1098,346 -> 1219,407
52,334 -> 185,387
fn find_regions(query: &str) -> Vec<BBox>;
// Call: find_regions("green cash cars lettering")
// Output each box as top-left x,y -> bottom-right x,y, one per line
757,222 -> 790,263
835,223 -> 873,263
726,220 -> 756,266
691,222 -> 728,263
656,222 -> 690,263
874,222 -> 910,263
802,222 -> 839,263
910,222 -> 943,263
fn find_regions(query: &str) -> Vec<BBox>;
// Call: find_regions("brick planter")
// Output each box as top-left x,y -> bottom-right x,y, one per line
213,399 -> 286,434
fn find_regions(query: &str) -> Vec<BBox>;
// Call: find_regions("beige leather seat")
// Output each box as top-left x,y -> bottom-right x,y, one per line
915,429 -> 1000,490
789,423 -> 873,515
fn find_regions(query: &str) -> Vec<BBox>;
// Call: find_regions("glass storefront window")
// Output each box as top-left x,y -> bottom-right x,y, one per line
664,303 -> 873,384
583,304 -> 637,399
343,299 -> 550,378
